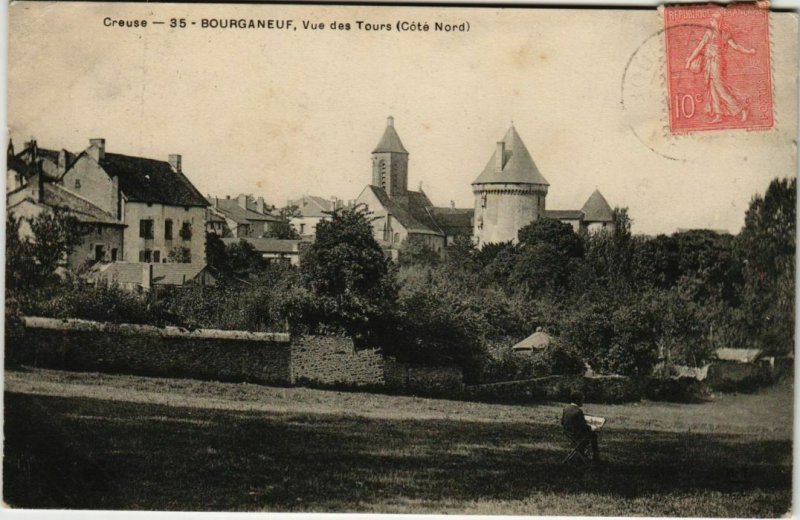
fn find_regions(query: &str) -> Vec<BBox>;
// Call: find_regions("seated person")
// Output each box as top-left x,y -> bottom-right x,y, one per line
561,391 -> 601,463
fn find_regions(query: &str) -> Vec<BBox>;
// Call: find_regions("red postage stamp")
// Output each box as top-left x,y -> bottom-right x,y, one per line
664,4 -> 773,133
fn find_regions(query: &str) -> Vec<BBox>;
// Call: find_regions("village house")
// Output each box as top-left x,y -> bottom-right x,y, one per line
6,140 -> 76,193
221,237 -> 303,266
207,194 -> 282,238
286,195 -> 346,238
7,170 -> 126,269
57,138 -> 209,264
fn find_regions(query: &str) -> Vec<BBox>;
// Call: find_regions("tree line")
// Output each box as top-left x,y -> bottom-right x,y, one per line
6,178 -> 794,384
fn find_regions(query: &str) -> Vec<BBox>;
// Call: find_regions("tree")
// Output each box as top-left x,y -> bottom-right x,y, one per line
6,209 -> 86,291
399,235 -> 441,267
735,177 -> 796,355
167,246 -> 192,263
518,217 -> 583,258
300,205 -> 398,345
265,205 -> 301,240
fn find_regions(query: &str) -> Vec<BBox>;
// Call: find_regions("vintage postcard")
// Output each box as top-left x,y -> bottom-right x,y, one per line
4,1 -> 797,515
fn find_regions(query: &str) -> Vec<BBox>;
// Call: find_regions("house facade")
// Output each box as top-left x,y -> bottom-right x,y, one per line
286,195 -> 345,238
207,194 -> 282,238
7,172 -> 125,269
58,139 -> 209,265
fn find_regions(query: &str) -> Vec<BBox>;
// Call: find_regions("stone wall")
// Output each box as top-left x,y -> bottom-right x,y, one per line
290,335 -> 386,387
290,335 -> 464,395
384,359 -> 464,396
16,317 -> 292,385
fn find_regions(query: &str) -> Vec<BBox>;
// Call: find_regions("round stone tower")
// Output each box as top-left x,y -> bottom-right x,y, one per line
472,125 -> 549,247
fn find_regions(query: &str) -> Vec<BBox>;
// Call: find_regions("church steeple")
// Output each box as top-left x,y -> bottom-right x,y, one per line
371,116 -> 409,197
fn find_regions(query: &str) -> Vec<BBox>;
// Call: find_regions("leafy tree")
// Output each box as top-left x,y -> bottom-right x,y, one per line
518,217 -> 583,258
6,209 -> 85,291
225,239 -> 267,278
300,205 -> 397,345
736,177 -> 796,354
206,232 -> 227,270
399,235 -> 441,267
167,246 -> 192,263
265,205 -> 301,240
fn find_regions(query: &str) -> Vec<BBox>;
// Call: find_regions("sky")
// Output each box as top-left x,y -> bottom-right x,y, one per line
8,3 -> 798,235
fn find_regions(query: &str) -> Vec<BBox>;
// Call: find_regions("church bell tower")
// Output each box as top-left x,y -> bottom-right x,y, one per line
371,116 -> 409,197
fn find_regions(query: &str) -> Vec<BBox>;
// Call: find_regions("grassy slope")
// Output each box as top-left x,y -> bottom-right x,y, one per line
3,369 -> 793,515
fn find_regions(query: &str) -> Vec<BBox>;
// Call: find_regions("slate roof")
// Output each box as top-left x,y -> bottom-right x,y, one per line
581,190 -> 614,222
12,145 -> 75,180
372,117 -> 409,154
428,207 -> 474,237
366,186 -> 441,235
222,237 -> 300,254
545,210 -> 584,220
289,195 -> 335,218
211,198 -> 281,223
473,126 -> 549,186
97,152 -> 208,207
9,183 -> 123,226
91,262 -> 211,286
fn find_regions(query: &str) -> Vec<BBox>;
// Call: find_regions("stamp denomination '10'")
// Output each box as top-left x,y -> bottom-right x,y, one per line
664,4 -> 773,133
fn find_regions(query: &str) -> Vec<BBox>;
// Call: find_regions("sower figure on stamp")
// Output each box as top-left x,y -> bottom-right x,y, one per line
684,11 -> 756,123
561,391 -> 602,464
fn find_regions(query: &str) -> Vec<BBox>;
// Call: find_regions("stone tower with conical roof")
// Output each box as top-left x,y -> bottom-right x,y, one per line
580,189 -> 615,233
371,116 -> 409,197
472,125 -> 549,246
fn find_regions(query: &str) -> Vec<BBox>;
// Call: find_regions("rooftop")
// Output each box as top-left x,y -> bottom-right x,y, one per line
473,125 -> 549,186
96,152 -> 208,207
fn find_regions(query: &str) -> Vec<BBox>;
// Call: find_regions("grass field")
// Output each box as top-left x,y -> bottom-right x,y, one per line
3,368 -> 793,515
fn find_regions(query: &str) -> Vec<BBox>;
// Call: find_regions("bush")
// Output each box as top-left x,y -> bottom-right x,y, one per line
643,377 -> 707,403
480,343 -> 584,383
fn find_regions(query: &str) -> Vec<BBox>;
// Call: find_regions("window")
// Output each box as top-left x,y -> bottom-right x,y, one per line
94,244 -> 105,262
111,248 -> 118,262
165,219 -> 173,240
153,250 -> 161,263
139,219 -> 154,239
96,224 -> 102,236
299,223 -> 306,234
379,160 -> 387,189
481,194 -> 488,208
393,232 -> 400,244
179,222 -> 192,240
139,249 -> 152,263
74,179 -> 81,190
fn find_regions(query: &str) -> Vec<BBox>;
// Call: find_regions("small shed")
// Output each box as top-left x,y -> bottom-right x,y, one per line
715,348 -> 763,364
511,328 -> 553,352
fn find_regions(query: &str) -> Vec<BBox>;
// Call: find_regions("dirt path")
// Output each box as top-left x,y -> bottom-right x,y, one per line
5,368 -> 792,437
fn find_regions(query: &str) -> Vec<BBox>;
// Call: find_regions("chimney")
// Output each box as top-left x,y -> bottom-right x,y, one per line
495,142 -> 505,171
89,138 -> 105,161
256,196 -> 265,214
168,154 -> 182,173
330,196 -> 339,209
58,149 -> 67,175
387,116 -> 394,127
450,200 -> 455,209
237,194 -> 248,210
